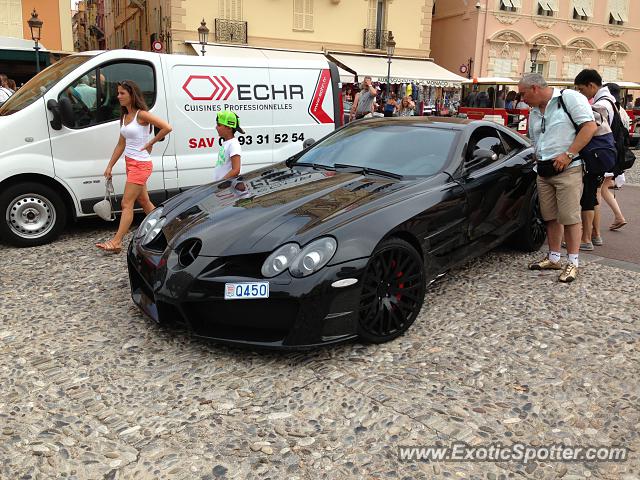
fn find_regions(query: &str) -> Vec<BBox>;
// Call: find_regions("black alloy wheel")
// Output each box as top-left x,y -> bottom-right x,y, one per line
358,238 -> 426,343
512,189 -> 546,252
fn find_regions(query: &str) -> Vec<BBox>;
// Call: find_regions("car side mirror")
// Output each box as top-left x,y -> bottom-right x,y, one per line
302,138 -> 315,149
58,96 -> 75,128
466,148 -> 498,171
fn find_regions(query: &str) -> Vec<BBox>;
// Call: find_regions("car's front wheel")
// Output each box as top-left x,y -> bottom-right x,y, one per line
510,189 -> 546,252
0,182 -> 67,247
357,238 -> 426,344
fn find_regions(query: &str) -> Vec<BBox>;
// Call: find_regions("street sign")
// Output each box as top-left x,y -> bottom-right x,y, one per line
152,40 -> 164,52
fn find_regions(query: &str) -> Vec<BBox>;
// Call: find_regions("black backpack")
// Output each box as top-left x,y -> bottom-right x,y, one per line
600,97 -> 636,176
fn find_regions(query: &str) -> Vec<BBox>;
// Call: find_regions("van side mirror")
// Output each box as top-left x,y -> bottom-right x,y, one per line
47,99 -> 62,130
58,97 -> 75,128
302,138 -> 315,149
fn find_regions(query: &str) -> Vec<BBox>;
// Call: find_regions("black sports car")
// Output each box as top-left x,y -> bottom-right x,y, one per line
127,117 -> 545,348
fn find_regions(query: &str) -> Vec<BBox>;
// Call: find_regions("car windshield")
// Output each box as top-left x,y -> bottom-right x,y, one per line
0,54 -> 94,116
295,121 -> 457,177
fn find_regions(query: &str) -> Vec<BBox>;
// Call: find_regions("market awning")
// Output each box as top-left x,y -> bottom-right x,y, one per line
327,52 -> 466,87
0,35 -> 50,64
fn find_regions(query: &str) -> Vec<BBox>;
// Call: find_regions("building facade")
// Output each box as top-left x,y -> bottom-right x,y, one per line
73,0 -> 106,51
0,0 -> 73,52
103,0 -> 434,59
431,0 -> 640,82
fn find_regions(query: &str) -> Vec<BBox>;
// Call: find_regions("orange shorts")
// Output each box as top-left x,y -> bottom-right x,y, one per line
125,157 -> 152,185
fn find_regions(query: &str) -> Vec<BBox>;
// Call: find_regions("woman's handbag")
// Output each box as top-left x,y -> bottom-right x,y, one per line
93,178 -> 116,221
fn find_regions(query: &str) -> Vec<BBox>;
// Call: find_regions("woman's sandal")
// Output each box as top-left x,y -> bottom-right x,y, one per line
609,221 -> 628,231
96,240 -> 122,253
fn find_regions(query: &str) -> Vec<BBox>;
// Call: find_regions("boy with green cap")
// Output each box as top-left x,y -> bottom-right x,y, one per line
214,110 -> 244,181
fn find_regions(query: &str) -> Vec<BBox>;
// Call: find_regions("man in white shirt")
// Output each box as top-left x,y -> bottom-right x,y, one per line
519,73 -> 596,283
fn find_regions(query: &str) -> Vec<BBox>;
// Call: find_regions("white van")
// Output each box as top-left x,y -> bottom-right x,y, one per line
0,47 -> 343,247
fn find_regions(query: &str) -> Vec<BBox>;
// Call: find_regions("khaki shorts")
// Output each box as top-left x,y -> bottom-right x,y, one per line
537,166 -> 583,225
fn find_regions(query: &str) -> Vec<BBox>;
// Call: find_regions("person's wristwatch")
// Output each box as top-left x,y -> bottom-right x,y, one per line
565,151 -> 577,161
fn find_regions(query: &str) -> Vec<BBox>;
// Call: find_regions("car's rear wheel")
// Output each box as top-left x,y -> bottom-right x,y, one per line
0,182 -> 67,247
511,189 -> 546,252
358,238 -> 426,344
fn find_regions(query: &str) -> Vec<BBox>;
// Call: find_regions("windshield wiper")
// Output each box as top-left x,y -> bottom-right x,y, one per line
291,162 -> 336,171
333,163 -> 403,180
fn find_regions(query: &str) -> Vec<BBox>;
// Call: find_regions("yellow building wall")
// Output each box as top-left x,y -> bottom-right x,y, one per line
58,0 -> 74,52
171,0 -> 432,58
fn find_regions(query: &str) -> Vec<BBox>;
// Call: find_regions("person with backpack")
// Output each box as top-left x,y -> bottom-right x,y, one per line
519,73 -> 597,283
573,69 -> 619,250
599,83 -> 630,232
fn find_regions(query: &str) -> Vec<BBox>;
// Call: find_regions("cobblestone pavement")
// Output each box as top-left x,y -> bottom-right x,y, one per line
1,199 -> 639,479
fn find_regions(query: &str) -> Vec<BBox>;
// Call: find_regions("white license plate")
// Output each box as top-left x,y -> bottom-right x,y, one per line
224,282 -> 269,300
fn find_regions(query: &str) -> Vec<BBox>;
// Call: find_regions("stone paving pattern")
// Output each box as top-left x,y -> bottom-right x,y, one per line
1,158 -> 639,479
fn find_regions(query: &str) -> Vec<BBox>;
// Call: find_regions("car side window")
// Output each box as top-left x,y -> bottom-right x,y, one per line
59,61 -> 155,129
498,131 -> 525,155
466,126 -> 506,165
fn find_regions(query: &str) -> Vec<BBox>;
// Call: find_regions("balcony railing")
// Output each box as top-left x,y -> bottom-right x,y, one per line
363,28 -> 388,51
215,18 -> 248,44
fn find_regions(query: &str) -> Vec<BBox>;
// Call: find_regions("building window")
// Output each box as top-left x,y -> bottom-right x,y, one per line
532,63 -> 545,75
499,0 -> 517,12
607,0 -> 628,25
573,8 -> 588,20
219,0 -> 242,20
293,0 -> 313,31
537,1 -> 554,16
572,0 -> 592,20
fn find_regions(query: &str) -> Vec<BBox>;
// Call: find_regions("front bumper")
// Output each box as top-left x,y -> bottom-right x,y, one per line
126,239 -> 369,349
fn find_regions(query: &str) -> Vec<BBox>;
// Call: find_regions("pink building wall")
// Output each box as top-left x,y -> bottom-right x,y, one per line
431,0 -> 640,83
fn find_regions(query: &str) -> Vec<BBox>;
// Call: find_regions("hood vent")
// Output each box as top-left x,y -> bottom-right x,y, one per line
178,238 -> 202,268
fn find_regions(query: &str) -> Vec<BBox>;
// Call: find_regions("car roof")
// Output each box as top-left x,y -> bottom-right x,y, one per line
354,116 -> 478,130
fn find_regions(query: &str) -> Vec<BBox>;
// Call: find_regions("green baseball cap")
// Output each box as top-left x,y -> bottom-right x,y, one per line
216,110 -> 245,134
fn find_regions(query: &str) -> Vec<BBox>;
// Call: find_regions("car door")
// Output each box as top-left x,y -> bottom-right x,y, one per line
46,58 -> 171,214
459,125 -> 529,245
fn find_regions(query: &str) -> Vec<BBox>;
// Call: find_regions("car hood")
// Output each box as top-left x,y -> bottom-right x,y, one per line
160,163 -> 412,256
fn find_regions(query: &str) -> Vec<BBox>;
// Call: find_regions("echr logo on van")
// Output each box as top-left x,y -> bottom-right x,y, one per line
182,75 -> 235,101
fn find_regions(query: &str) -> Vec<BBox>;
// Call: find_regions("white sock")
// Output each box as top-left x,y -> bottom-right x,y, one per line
568,254 -> 579,267
548,251 -> 562,263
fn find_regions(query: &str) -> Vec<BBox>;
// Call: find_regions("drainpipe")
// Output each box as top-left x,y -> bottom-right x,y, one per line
478,0 -> 489,76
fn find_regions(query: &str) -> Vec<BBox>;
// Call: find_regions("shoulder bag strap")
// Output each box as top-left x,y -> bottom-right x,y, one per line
556,89 -> 580,133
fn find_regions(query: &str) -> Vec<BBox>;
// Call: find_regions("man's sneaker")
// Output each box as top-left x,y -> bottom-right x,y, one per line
558,264 -> 578,283
529,258 -> 562,270
580,242 -> 594,251
592,236 -> 604,246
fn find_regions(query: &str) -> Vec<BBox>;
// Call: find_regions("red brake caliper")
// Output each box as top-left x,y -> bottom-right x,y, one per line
390,259 -> 403,303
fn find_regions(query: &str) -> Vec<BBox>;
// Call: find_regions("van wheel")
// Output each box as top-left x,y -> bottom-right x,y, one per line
0,182 -> 67,247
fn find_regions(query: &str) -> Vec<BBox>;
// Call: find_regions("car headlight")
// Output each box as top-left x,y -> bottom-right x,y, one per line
261,243 -> 300,278
136,207 -> 165,244
289,237 -> 337,278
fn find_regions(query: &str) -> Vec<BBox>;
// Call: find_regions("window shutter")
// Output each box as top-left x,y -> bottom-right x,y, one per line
304,0 -> 313,30
548,55 -> 557,78
367,0 -> 378,29
293,0 -> 304,30
232,0 -> 241,20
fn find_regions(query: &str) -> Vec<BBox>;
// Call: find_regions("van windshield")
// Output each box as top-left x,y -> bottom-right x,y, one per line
0,54 -> 94,116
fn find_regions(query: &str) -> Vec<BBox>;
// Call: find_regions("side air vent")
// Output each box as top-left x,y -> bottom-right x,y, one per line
178,238 -> 202,268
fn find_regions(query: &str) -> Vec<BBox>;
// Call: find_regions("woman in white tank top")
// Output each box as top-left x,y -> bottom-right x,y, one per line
96,80 -> 172,253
